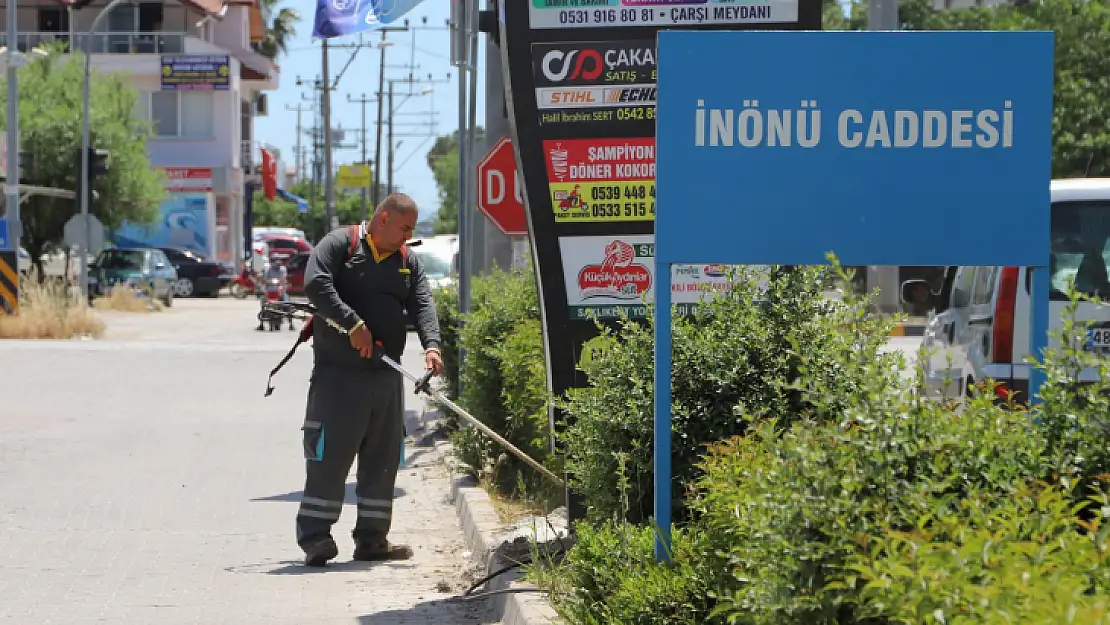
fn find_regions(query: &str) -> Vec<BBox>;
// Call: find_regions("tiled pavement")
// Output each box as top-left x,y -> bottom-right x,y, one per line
0,301 -> 497,624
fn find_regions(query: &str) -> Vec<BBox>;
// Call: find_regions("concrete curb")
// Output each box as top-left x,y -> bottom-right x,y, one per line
421,409 -> 562,625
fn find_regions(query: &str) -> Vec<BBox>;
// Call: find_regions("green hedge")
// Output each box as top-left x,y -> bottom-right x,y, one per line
538,290 -> 1110,625
430,281 -> 461,402
431,265 -> 554,495
560,265 -> 898,524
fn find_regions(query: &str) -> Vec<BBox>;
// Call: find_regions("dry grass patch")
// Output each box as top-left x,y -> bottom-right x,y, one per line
0,281 -> 105,339
91,287 -> 164,313
478,474 -> 560,525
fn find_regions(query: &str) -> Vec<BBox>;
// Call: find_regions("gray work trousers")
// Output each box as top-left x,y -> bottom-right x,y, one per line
295,366 -> 404,550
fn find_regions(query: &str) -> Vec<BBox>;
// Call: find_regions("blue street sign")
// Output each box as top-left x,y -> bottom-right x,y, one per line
0,218 -> 10,251
654,30 -> 1055,561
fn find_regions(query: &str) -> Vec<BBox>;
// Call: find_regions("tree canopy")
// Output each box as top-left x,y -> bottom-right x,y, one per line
427,127 -> 485,235
827,0 -> 1110,178
0,45 -> 165,275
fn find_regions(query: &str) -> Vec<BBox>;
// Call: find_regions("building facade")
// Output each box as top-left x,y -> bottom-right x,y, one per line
0,0 -> 280,264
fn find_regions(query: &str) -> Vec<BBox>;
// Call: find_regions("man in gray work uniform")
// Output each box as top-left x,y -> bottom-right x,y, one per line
297,193 -> 444,567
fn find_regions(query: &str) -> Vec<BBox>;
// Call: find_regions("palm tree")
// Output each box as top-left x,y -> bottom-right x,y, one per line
254,0 -> 299,60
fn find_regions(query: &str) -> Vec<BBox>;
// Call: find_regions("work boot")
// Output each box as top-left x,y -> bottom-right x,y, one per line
302,535 -> 339,567
353,539 -> 414,562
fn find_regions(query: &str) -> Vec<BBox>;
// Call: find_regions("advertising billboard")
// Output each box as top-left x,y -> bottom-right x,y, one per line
497,0 -> 824,518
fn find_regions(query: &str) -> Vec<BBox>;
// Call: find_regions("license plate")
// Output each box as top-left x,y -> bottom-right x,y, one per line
1087,327 -> 1110,350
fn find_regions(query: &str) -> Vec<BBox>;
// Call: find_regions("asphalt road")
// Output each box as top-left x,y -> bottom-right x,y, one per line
0,298 -> 497,625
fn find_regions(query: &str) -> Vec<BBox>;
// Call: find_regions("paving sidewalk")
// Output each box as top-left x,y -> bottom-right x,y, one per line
0,303 -> 496,625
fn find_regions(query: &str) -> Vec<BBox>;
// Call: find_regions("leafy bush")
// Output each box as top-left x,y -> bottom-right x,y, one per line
560,265 -> 899,524
450,266 -> 554,494
695,395 -> 1048,625
1036,291 -> 1110,504
536,285 -> 1110,625
430,281 -> 461,402
843,484 -> 1110,625
538,521 -> 713,625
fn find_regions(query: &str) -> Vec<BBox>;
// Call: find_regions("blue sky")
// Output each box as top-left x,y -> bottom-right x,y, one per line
253,0 -> 485,219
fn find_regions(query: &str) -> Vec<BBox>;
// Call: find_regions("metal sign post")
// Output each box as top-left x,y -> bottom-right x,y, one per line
653,29 -> 1055,562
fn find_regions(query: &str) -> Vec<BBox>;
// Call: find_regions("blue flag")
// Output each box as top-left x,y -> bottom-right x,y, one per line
312,0 -> 426,39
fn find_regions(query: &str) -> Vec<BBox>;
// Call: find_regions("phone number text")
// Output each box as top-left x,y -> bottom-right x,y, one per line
550,182 -> 656,223
539,105 -> 655,126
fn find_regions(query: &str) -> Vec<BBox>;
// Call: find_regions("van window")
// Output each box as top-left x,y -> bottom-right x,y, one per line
971,266 -> 998,307
951,267 -> 976,309
1051,201 -> 1110,301
415,247 -> 453,279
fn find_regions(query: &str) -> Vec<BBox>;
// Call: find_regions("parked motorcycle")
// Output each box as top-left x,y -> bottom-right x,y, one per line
259,277 -> 294,332
230,264 -> 260,299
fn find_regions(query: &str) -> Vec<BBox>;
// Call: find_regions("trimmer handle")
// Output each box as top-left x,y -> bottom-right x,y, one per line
413,369 -> 435,396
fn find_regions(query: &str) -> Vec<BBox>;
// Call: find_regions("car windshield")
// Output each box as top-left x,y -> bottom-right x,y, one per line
98,250 -> 145,272
1051,201 -> 1110,301
416,249 -> 453,279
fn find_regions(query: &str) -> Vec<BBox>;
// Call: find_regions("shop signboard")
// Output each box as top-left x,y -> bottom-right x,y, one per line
544,138 -> 655,223
532,40 -> 658,128
160,55 -> 231,91
159,167 -> 214,193
560,235 -> 762,320
527,0 -> 799,30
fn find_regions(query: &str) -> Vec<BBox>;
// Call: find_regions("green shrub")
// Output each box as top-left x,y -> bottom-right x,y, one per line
431,281 -> 461,403
560,264 -> 899,524
450,265 -> 553,493
842,484 -> 1110,625
1036,291 -> 1110,504
537,284 -> 1110,625
695,393 -> 1048,625
539,521 -> 712,625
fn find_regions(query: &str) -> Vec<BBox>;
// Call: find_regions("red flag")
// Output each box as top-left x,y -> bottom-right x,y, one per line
260,147 -> 277,200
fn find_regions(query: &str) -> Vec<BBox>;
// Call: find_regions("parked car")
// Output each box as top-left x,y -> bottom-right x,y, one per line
253,226 -> 307,242
260,234 -> 313,264
18,244 -> 95,285
904,178 -> 1110,403
157,247 -> 230,298
88,247 -> 176,307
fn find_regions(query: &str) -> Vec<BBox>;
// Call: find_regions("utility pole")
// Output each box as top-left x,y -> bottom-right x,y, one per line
286,103 -> 311,187
387,83 -> 395,194
301,83 -> 321,240
4,0 -> 21,257
373,31 -> 393,209
321,39 -> 338,232
385,75 -> 444,194
480,0 -> 514,273
347,93 -> 378,223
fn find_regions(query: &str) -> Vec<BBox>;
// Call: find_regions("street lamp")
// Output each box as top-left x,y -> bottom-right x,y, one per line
79,0 -> 135,301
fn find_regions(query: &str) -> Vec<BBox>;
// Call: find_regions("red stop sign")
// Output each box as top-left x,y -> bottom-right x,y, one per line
476,137 -> 528,236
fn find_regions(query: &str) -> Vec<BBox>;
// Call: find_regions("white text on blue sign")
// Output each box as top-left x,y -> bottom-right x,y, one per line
693,99 -> 1015,149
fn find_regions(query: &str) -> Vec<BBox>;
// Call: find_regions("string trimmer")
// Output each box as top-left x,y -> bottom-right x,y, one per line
260,300 -> 565,487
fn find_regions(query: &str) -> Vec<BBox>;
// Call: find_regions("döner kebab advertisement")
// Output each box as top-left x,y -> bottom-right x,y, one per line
496,0 -> 824,498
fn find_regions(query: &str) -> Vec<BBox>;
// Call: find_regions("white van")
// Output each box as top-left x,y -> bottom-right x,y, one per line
409,236 -> 459,290
904,178 -> 1110,402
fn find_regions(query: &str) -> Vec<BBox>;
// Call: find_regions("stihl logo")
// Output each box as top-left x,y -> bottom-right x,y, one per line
541,49 -> 603,83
